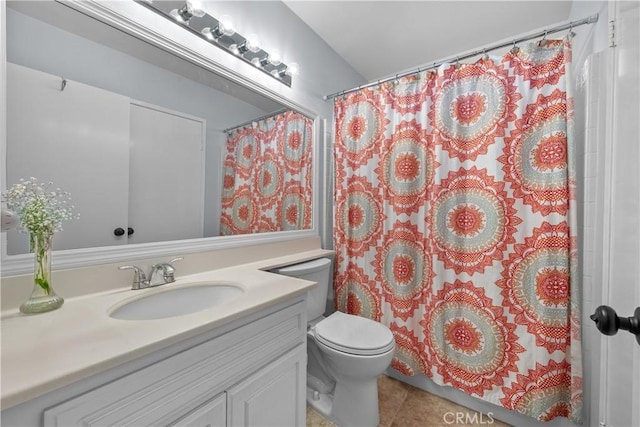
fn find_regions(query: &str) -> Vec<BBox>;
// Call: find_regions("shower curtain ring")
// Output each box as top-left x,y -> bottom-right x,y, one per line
510,40 -> 520,54
539,30 -> 548,46
482,48 -> 489,61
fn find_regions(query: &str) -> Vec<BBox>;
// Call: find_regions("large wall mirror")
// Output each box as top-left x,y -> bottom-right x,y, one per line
2,0 -> 319,274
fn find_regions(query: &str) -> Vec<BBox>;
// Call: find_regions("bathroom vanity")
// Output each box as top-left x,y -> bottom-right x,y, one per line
0,251 -> 330,427
43,301 -> 307,426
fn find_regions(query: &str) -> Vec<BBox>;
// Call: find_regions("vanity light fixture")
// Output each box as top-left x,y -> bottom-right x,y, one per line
201,14 -> 235,40
245,34 -> 261,53
268,50 -> 282,66
218,15 -> 236,37
137,0 -> 294,86
283,62 -> 300,77
169,0 -> 206,23
235,42 -> 249,55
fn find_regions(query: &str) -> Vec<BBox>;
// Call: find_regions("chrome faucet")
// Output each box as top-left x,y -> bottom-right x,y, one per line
117,265 -> 148,290
149,257 -> 183,286
119,257 -> 183,290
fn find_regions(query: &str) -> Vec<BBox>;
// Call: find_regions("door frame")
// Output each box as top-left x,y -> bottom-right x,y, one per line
597,1 -> 640,426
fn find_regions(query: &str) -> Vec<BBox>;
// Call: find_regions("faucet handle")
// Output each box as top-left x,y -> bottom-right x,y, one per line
149,257 -> 182,286
118,265 -> 148,290
164,257 -> 183,282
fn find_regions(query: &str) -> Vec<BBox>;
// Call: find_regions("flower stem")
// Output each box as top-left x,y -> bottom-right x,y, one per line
31,232 -> 52,294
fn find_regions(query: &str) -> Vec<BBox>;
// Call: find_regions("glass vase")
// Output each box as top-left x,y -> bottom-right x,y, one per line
19,232 -> 64,314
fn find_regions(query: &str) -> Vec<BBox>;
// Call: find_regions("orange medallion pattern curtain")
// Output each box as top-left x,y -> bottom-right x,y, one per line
221,110 -> 313,235
333,39 -> 582,423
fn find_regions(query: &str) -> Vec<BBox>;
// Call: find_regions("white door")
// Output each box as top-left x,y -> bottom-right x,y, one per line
597,2 -> 640,426
128,102 -> 205,245
6,63 -> 130,253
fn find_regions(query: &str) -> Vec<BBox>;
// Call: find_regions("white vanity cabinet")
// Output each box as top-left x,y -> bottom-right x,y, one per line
4,300 -> 307,427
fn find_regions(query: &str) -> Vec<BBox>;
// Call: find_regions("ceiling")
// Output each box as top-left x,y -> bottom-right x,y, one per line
283,1 -> 574,82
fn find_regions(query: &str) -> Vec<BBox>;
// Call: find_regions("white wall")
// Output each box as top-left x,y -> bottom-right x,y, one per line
5,9 -> 267,132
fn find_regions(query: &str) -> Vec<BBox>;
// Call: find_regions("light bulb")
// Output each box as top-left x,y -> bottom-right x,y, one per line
287,62 -> 299,76
186,0 -> 206,18
251,57 -> 261,67
268,50 -> 281,66
246,34 -> 261,53
219,15 -> 235,37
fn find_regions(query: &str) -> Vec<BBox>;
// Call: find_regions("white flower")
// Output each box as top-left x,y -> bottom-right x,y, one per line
1,178 -> 78,236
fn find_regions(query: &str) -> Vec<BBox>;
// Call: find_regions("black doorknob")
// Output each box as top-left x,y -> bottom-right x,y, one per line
127,227 -> 134,236
114,227 -> 125,237
591,305 -> 640,345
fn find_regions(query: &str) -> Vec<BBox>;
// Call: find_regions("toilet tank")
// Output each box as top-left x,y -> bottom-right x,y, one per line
271,258 -> 332,321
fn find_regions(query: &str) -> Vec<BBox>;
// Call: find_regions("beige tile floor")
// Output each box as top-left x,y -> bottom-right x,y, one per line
307,375 -> 512,427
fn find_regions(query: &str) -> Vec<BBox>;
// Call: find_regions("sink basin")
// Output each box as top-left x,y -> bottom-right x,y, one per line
109,282 -> 244,320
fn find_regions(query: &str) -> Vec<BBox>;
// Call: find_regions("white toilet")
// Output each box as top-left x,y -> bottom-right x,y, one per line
272,258 -> 395,427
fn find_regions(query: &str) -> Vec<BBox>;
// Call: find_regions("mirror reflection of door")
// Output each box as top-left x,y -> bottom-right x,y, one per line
6,63 -> 131,254
6,63 -> 207,253
128,102 -> 205,245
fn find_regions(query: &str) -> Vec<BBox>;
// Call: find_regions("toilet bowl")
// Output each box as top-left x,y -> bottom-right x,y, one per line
309,311 -> 395,426
272,258 -> 396,427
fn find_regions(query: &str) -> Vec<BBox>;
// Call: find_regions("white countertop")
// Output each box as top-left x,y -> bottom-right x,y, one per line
0,250 -> 332,410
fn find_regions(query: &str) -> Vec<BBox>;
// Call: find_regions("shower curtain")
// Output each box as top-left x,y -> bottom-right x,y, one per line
220,110 -> 313,235
333,39 -> 582,423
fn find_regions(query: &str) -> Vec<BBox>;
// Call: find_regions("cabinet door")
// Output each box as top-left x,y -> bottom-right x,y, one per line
171,393 -> 226,427
227,344 -> 306,427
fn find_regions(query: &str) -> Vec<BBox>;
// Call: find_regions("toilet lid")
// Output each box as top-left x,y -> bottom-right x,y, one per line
314,311 -> 395,356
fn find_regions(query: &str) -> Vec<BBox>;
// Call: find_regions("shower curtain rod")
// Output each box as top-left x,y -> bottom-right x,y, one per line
223,108 -> 290,133
324,13 -> 599,101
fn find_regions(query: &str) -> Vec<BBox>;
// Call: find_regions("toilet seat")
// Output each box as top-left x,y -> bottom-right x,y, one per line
313,311 -> 395,356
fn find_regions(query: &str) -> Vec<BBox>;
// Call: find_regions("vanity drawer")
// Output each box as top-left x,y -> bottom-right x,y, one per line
43,301 -> 306,426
